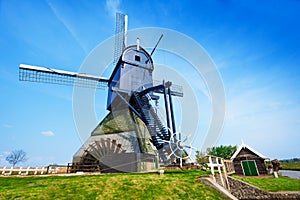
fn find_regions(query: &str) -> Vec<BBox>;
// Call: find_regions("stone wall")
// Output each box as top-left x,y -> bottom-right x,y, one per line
228,176 -> 300,199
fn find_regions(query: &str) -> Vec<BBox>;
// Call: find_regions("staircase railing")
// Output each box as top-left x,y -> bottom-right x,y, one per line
130,92 -> 169,149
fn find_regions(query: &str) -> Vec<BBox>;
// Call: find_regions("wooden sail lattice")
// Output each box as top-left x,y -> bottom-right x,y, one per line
19,64 -> 108,89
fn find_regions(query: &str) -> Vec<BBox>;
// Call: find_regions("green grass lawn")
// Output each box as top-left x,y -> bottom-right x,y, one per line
281,162 -> 300,171
232,175 -> 300,192
0,170 -> 229,200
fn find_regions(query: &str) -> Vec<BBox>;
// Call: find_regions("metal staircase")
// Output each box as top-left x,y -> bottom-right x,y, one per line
130,92 -> 170,150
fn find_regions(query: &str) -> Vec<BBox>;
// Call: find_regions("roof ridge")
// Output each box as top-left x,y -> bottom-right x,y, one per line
231,142 -> 268,160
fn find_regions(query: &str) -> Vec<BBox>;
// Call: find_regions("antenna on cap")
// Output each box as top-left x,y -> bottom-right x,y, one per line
150,34 -> 163,56
146,34 -> 164,64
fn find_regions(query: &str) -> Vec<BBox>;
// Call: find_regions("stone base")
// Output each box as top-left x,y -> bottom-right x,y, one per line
228,176 -> 300,199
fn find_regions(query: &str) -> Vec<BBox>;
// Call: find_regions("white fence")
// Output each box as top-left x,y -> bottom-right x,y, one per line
0,166 -> 63,176
207,155 -> 233,190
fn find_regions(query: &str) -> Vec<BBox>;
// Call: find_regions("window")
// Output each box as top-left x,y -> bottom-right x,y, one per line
135,55 -> 140,62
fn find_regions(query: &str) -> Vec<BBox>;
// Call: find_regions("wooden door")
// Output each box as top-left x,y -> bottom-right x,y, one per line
241,160 -> 259,176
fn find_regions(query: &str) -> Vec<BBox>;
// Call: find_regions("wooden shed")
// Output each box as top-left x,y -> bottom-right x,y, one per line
231,143 -> 268,176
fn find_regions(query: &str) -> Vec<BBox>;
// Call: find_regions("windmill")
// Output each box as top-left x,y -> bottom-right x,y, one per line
19,13 -> 191,172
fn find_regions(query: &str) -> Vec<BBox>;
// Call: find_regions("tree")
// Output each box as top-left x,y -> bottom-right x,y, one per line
206,145 -> 237,159
195,150 -> 208,165
6,150 -> 27,167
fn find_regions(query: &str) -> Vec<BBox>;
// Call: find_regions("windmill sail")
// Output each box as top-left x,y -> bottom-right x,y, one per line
113,13 -> 127,65
19,64 -> 108,89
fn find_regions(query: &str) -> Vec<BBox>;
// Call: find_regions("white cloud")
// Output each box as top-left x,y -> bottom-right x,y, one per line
41,131 -> 55,137
0,151 -> 10,157
46,0 -> 88,54
3,124 -> 13,128
0,151 -> 11,166
219,80 -> 300,159
106,0 -> 122,17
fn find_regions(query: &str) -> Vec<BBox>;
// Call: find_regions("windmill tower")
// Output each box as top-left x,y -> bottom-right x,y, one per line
19,13 -> 188,173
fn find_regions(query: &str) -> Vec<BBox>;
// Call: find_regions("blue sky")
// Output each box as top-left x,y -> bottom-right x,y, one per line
0,0 -> 299,166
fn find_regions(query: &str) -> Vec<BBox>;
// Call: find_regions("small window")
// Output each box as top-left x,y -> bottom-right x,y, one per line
135,55 -> 140,62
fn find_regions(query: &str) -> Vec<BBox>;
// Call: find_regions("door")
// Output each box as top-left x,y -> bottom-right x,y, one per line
241,160 -> 259,176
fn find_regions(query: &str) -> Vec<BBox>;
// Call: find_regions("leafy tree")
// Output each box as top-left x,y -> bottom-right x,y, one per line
6,150 -> 27,167
195,150 -> 208,165
206,145 -> 237,159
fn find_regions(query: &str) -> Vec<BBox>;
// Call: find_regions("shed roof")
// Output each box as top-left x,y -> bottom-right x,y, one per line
231,143 -> 268,160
